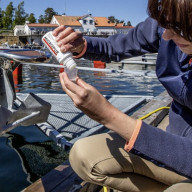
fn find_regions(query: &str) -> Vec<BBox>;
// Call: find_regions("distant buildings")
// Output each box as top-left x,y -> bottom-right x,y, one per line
13,14 -> 133,46
14,22 -> 58,45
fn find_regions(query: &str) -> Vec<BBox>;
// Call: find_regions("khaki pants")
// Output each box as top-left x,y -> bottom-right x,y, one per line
69,132 -> 191,192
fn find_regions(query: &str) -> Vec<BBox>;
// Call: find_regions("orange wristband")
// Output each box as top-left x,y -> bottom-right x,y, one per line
73,38 -> 87,59
124,119 -> 142,152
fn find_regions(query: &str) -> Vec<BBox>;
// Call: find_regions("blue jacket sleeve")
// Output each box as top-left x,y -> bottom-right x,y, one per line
131,122 -> 192,179
83,17 -> 160,63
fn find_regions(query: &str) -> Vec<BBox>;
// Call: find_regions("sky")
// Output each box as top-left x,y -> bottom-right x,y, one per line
0,0 -> 149,26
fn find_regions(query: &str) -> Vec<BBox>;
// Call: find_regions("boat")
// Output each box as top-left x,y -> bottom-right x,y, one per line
0,42 -> 24,50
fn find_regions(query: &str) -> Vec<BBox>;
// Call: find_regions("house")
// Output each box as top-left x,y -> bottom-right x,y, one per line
13,14 -> 133,45
51,14 -> 116,35
14,22 -> 58,45
115,23 -> 134,34
51,14 -> 132,36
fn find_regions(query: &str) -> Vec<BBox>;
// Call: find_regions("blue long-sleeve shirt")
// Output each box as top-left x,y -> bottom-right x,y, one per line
82,17 -> 192,179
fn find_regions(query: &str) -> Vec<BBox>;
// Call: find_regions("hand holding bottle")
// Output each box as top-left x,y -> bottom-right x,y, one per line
53,26 -> 85,54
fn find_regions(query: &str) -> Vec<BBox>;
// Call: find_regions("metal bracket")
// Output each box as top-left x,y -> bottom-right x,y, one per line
0,53 -> 51,135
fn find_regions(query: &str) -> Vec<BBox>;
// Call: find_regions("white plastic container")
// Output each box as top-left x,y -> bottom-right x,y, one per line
42,31 -> 78,80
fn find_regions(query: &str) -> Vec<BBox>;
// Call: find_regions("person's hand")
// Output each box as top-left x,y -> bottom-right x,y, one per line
59,72 -> 115,125
59,72 -> 137,140
53,26 -> 85,54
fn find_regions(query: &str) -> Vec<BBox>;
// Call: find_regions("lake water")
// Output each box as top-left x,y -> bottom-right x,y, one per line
0,62 -> 165,192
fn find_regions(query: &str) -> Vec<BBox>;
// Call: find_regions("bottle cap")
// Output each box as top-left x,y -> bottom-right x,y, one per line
57,52 -> 76,70
65,57 -> 77,70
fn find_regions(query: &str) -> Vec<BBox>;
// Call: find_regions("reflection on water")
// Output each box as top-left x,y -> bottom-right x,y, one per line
15,64 -> 164,96
0,62 -> 165,192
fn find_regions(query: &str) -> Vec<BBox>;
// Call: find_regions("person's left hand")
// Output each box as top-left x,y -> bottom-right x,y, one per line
59,72 -> 137,140
59,72 -> 115,125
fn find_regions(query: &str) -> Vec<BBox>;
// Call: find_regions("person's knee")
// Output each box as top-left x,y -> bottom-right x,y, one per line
69,138 -> 92,181
164,180 -> 192,192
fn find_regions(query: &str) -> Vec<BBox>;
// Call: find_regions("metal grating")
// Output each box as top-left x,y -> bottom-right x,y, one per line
16,93 -> 150,140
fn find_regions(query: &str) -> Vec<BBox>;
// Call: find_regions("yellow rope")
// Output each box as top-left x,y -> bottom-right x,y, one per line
103,186 -> 108,192
103,106 -> 170,191
138,106 -> 170,120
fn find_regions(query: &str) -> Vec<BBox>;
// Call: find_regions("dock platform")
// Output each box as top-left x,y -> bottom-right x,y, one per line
23,91 -> 171,192
16,93 -> 152,149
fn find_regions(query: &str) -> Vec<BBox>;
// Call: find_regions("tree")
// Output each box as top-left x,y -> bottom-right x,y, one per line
0,8 -> 3,28
108,16 -> 124,24
38,15 -> 45,23
127,21 -> 132,26
13,1 -> 28,27
2,2 -> 14,29
44,8 -> 58,23
108,16 -> 116,23
27,13 -> 36,23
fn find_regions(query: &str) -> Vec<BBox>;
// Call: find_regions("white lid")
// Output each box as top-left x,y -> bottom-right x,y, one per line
57,52 -> 76,70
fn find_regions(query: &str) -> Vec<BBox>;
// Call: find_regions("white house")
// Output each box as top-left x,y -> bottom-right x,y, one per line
14,25 -> 25,36
51,14 -> 132,36
13,14 -> 133,45
115,23 -> 134,34
14,22 -> 58,45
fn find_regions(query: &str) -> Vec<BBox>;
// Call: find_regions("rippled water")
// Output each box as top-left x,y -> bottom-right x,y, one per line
0,62 -> 165,192
16,63 -> 164,96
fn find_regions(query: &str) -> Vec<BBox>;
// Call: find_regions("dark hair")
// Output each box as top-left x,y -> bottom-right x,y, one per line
147,0 -> 192,41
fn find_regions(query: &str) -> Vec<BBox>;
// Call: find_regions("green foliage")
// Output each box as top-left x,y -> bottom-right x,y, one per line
27,13 -> 36,23
127,21 -> 132,26
14,1 -> 28,27
108,16 -> 116,23
44,8 -> 58,23
108,16 -> 125,24
1,2 -> 132,29
38,15 -> 45,24
0,8 -> 3,28
2,2 -> 14,29
38,8 -> 58,24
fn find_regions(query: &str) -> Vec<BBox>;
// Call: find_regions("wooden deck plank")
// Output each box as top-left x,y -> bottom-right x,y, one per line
23,160 -> 82,192
157,115 -> 169,131
132,91 -> 171,126
24,91 -> 171,192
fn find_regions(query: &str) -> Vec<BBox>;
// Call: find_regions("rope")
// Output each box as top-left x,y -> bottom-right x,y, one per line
103,186 -> 108,192
138,106 -> 170,120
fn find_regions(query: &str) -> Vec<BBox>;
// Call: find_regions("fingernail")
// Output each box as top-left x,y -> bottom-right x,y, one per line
61,46 -> 66,52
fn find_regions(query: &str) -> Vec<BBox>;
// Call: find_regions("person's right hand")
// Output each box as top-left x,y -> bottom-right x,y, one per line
53,26 -> 85,54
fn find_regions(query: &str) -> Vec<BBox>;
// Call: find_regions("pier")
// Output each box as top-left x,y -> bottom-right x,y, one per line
24,91 -> 171,192
0,50 -> 163,192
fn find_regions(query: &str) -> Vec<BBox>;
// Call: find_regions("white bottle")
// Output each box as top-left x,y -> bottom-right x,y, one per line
42,31 -> 78,80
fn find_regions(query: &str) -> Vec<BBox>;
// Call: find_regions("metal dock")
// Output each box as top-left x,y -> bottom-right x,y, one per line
24,91 -> 172,192
16,93 -> 153,149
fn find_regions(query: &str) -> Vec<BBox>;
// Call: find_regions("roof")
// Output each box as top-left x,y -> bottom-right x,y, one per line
94,17 -> 115,27
54,15 -> 82,26
115,25 -> 134,29
54,15 -> 117,27
27,23 -> 59,27
116,23 -> 124,27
